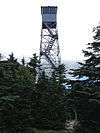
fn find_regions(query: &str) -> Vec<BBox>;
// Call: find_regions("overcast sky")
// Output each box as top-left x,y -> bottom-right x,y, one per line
0,0 -> 100,61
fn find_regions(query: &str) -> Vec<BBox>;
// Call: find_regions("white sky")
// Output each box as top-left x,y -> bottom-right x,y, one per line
0,0 -> 100,61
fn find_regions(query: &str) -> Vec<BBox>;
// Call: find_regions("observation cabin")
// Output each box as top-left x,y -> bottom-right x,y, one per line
41,6 -> 57,29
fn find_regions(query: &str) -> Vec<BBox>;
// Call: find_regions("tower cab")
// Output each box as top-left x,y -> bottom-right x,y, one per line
41,6 -> 57,29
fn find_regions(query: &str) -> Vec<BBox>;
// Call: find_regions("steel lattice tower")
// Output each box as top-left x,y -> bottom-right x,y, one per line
39,6 -> 61,76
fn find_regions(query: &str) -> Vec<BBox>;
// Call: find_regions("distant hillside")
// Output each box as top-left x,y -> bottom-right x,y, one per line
62,60 -> 80,79
64,60 -> 80,70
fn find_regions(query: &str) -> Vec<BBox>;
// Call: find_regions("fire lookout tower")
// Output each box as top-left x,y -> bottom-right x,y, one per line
39,6 -> 61,76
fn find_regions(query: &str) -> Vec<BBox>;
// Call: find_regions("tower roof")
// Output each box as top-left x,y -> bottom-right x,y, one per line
41,6 -> 57,14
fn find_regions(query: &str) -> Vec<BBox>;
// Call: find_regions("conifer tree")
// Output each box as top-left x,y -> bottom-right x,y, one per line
71,25 -> 100,87
8,53 -> 17,63
68,25 -> 100,132
0,53 -> 38,132
28,53 -> 39,81
35,65 -> 67,130
21,57 -> 25,66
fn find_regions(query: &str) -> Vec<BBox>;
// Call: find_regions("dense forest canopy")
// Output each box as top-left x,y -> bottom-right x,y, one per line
0,25 -> 100,133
